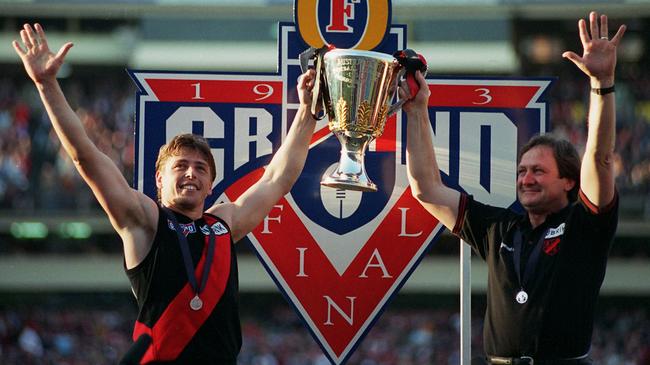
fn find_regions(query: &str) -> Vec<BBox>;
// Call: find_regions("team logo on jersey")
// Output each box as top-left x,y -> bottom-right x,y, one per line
545,222 -> 565,239
542,223 -> 564,255
167,220 -> 196,236
543,237 -> 561,256
200,222 -> 229,236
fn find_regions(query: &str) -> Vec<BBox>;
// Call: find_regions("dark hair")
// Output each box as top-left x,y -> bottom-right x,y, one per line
518,134 -> 581,202
155,134 -> 216,201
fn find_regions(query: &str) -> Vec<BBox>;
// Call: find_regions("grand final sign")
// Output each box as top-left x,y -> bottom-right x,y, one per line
130,1 -> 552,363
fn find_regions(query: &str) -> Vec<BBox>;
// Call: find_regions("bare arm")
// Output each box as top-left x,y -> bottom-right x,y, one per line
404,71 -> 461,230
13,24 -> 157,267
563,12 -> 626,208
208,70 -> 317,242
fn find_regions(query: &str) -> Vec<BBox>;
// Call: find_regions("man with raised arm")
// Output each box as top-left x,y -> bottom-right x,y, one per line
404,12 -> 625,365
14,23 -> 317,364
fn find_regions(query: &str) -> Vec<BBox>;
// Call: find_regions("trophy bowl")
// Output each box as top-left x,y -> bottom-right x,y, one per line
320,49 -> 403,192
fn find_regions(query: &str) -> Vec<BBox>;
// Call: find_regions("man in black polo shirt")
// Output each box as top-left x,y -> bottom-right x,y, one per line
403,11 -> 625,365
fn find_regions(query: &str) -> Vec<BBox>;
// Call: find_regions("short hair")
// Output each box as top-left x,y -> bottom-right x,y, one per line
518,134 -> 581,202
155,134 -> 216,200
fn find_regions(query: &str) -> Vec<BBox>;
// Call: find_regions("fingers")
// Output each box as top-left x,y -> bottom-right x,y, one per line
18,23 -> 48,52
611,24 -> 627,46
414,70 -> 427,89
12,40 -> 26,57
55,42 -> 74,62
589,11 -> 599,41
579,12 -> 626,45
577,19 -> 589,46
562,51 -> 581,65
23,24 -> 39,49
298,69 -> 316,90
397,82 -> 409,100
600,14 -> 609,39
20,29 -> 33,49
413,71 -> 430,100
34,23 -> 49,49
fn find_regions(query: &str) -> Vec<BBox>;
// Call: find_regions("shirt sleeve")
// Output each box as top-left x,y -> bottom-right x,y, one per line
576,189 -> 619,253
453,193 -> 511,260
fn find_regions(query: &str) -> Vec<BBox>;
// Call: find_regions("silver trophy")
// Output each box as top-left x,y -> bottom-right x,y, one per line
316,49 -> 406,192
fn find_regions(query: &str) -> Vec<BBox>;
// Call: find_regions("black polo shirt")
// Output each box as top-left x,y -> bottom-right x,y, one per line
453,190 -> 618,359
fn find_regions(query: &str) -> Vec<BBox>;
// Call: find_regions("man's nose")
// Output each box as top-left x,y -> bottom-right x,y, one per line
519,170 -> 534,184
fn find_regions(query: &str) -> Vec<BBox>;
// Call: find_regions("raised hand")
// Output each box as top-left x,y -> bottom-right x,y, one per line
12,23 -> 73,85
297,68 -> 316,107
562,11 -> 626,86
400,70 -> 430,114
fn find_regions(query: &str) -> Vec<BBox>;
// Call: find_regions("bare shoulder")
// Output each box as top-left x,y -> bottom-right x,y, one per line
113,189 -> 160,232
206,202 -> 237,236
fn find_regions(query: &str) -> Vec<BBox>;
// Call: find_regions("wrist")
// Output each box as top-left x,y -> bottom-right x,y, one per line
406,108 -> 429,124
296,104 -> 317,122
590,77 -> 615,89
591,85 -> 615,96
35,78 -> 59,91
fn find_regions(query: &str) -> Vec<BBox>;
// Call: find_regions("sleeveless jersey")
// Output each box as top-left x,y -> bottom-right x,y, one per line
126,205 -> 241,364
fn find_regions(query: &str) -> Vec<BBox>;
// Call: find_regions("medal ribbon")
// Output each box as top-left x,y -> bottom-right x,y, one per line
162,207 -> 215,299
512,228 -> 549,294
133,212 -> 231,363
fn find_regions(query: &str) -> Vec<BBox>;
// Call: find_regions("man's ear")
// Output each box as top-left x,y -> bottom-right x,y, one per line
565,178 -> 576,192
155,170 -> 162,189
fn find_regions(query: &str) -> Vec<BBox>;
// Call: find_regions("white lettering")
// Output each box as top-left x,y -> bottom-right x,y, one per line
261,205 -> 283,234
323,296 -> 356,326
234,108 -> 273,170
398,207 -> 422,237
545,223 -> 565,239
166,107 -> 225,187
359,249 -> 392,278
296,247 -> 308,277
459,112 -> 517,208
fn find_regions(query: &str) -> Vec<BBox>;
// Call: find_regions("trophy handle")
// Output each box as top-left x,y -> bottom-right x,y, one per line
387,49 -> 428,116
299,45 -> 333,121
387,67 -> 407,116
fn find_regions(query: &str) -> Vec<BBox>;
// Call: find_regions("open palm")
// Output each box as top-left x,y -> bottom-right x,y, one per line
13,23 -> 73,84
562,12 -> 626,82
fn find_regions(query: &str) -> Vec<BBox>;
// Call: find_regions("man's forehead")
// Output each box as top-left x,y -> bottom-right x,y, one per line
519,145 -> 557,167
168,149 -> 209,164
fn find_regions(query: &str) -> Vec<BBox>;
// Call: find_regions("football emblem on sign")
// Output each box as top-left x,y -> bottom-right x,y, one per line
320,183 -> 363,219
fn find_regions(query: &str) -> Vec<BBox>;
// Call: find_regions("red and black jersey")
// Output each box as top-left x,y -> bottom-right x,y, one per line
453,190 -> 618,359
126,205 -> 241,364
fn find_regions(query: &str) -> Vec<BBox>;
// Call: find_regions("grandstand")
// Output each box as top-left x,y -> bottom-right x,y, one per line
1,1 -> 649,364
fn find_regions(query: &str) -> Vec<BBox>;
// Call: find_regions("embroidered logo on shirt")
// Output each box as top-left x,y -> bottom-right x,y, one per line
500,242 -> 514,252
167,220 -> 196,236
542,223 -> 564,256
200,222 -> 229,236
545,223 -> 565,239
543,237 -> 561,256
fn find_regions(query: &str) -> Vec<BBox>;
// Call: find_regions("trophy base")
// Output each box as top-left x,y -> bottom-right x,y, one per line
320,176 -> 377,192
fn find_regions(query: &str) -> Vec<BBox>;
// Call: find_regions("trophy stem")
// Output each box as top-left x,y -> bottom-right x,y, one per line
321,132 -> 377,192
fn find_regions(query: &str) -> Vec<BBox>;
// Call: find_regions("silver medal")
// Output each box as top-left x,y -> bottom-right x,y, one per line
515,290 -> 528,304
190,295 -> 203,311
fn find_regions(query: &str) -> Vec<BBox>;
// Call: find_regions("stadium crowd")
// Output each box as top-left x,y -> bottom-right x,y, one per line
0,299 -> 648,365
0,73 -> 135,212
